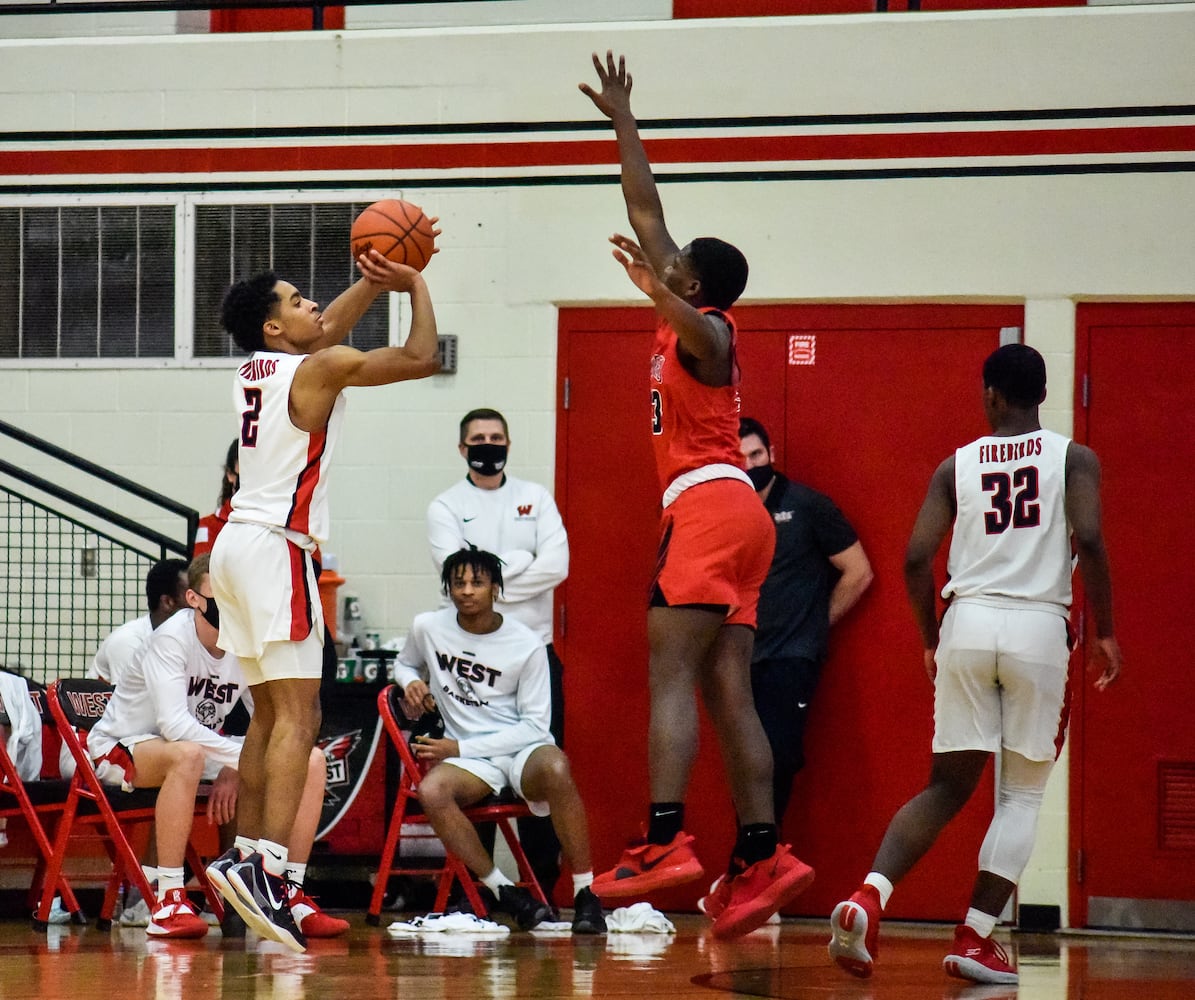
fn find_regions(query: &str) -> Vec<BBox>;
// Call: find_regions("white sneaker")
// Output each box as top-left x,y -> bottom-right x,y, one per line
45,895 -> 72,925
119,897 -> 152,927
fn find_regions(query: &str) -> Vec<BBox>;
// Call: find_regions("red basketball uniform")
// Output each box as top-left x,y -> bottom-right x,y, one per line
649,310 -> 773,625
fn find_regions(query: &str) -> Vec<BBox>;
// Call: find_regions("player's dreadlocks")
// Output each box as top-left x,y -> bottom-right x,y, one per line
440,547 -> 505,595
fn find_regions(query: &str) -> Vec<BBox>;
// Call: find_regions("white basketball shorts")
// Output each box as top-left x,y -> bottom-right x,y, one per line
932,599 -> 1071,762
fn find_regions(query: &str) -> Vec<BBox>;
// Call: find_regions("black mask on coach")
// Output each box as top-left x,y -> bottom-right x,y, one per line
466,443 -> 508,478
746,464 -> 775,493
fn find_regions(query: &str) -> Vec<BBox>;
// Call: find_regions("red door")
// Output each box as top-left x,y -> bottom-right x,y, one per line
557,304 -> 1016,918
1071,304 -> 1195,930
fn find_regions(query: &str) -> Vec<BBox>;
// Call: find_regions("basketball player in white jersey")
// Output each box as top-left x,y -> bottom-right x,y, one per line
828,344 -> 1122,986
206,245 -> 440,951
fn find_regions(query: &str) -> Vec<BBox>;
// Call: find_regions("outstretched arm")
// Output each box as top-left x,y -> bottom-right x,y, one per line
904,456 -> 956,679
1065,442 -> 1122,690
580,50 -> 679,274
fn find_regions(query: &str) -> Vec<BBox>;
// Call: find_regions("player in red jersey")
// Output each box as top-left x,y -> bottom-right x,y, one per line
581,51 -> 814,938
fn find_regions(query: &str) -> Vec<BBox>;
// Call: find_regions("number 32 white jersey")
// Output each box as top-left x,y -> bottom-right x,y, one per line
229,351 -> 346,547
944,428 -> 1072,617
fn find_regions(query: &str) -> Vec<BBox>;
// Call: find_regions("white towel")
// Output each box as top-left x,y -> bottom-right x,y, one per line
0,672 -> 41,781
606,903 -> 676,934
387,912 -> 510,937
528,919 -> 574,936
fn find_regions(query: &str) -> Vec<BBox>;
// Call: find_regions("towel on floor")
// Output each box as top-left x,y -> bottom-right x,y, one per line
606,903 -> 675,934
387,912 -> 510,937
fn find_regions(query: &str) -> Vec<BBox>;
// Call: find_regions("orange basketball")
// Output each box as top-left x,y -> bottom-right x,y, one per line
350,199 -> 435,271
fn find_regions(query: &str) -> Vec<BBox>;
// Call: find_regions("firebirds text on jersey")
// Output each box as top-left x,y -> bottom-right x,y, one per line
977,436 -> 1043,464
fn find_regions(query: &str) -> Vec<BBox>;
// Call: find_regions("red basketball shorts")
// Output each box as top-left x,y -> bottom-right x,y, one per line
652,478 -> 775,627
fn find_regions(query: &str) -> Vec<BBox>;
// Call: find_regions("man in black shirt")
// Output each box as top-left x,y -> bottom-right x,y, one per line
738,417 -> 874,828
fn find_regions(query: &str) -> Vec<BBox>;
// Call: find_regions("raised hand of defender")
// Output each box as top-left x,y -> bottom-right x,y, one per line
579,50 -> 633,119
609,232 -> 664,299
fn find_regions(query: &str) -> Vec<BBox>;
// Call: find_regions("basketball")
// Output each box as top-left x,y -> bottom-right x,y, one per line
350,199 -> 436,271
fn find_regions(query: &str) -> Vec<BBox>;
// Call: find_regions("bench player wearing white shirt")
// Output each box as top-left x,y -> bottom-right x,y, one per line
395,548 -> 605,935
88,558 -> 189,686
829,344 -> 1122,986
427,407 -> 569,901
206,246 -> 440,951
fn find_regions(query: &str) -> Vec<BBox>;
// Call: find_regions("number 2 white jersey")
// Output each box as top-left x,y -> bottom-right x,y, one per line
229,351 -> 346,547
944,428 -> 1072,617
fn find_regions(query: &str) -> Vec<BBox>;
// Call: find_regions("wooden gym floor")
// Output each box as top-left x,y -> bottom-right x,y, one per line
0,911 -> 1192,1000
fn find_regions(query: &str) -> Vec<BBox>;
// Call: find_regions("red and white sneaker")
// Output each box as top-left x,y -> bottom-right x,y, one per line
591,831 -> 704,899
147,888 -> 209,939
697,875 -> 732,920
289,888 -> 350,938
943,924 -> 1018,985
828,884 -> 882,978
710,844 -> 814,939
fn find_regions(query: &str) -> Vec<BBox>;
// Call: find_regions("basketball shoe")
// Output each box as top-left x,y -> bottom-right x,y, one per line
943,924 -> 1018,985
492,884 -> 551,931
591,831 -> 704,898
828,884 -> 883,978
698,874 -> 780,925
205,848 -> 242,905
146,888 -> 209,939
711,844 -> 814,939
226,853 -> 307,953
570,887 -> 607,935
288,885 -> 350,938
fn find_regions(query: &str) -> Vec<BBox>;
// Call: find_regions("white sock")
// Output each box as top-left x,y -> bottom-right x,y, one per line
286,862 -> 307,889
481,867 -> 514,893
965,907 -> 998,938
234,836 -> 257,859
259,839 -> 288,878
157,866 -> 185,896
864,872 -> 895,910
572,871 -> 594,897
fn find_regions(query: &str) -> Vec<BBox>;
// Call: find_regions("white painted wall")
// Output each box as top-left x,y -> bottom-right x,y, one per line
2,5 -> 1194,921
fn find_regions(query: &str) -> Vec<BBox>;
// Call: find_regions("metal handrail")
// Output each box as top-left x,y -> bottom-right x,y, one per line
0,417 -> 197,556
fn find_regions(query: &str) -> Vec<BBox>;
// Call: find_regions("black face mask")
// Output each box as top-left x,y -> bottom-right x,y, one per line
746,464 -> 775,492
200,595 -> 220,630
466,443 -> 508,478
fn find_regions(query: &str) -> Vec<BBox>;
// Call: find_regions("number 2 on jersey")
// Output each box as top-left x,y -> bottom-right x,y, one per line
240,387 -> 262,447
651,388 -> 663,435
981,466 -> 1040,534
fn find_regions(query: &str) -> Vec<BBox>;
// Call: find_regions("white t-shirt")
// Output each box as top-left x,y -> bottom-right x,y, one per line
88,614 -> 152,686
426,474 -> 568,643
945,428 -> 1073,617
394,607 -> 551,760
89,609 -> 248,769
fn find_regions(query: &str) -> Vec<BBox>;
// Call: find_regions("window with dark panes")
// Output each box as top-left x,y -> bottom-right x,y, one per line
193,202 -> 386,358
0,205 -> 175,359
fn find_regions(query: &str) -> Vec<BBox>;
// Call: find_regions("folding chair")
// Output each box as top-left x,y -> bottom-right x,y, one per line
366,683 -> 547,925
0,672 -> 85,926
40,678 -> 223,930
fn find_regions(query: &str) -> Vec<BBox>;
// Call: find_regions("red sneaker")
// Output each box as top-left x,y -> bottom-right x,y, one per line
828,885 -> 882,978
147,888 -> 209,939
943,924 -> 1018,985
710,844 -> 814,939
591,831 -> 704,898
289,888 -> 350,938
697,875 -> 732,920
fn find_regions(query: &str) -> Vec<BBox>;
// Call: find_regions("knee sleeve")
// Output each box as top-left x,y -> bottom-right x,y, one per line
977,753 -> 1052,883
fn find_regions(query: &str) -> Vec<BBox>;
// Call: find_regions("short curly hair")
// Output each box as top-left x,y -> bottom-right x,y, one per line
220,272 -> 280,353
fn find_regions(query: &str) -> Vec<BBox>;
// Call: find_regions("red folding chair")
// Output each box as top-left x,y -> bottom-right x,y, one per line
40,678 -> 223,930
366,683 -> 547,925
0,672 -> 85,927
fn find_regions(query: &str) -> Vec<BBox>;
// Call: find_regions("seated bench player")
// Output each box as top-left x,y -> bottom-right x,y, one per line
394,547 -> 606,934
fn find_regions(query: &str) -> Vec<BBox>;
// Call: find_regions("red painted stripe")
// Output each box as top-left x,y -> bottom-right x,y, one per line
286,540 -> 312,642
287,430 -> 326,537
3,124 -> 1194,177
1054,661 -> 1074,761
